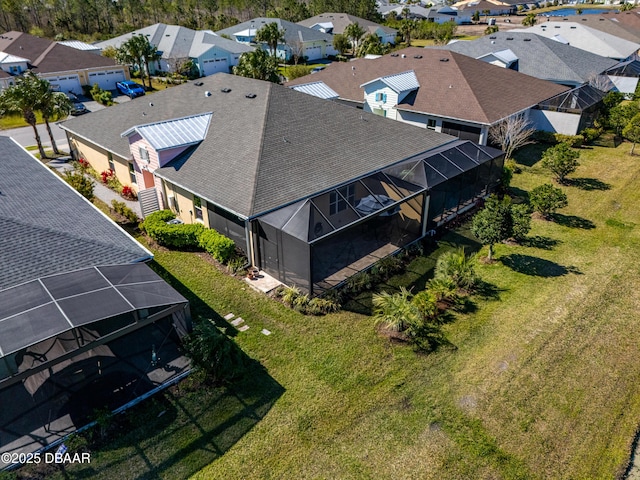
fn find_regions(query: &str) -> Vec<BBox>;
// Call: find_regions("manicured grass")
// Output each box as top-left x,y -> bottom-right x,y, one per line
16,141 -> 640,479
0,112 -> 48,130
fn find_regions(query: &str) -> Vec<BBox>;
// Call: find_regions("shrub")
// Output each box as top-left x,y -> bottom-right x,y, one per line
111,199 -> 138,223
541,142 -> 580,183
426,276 -> 458,302
121,185 -> 137,200
76,157 -> 90,172
142,210 -> 204,248
198,228 -> 236,263
63,170 -> 94,201
434,248 -> 478,292
530,183 -> 568,218
281,285 -> 301,306
581,127 -> 601,144
511,202 -> 532,242
226,256 -> 247,275
90,83 -> 113,106
286,65 -> 313,80
504,158 -> 522,174
101,169 -> 114,184
553,134 -> 583,148
293,293 -> 310,312
306,297 -> 340,315
345,271 -> 372,295
412,290 -> 438,320
377,255 -> 405,278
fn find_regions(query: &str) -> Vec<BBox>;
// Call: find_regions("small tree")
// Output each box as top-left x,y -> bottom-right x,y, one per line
434,248 -> 478,292
344,21 -> 366,55
372,287 -> 421,333
472,10 -> 480,22
522,13 -> 537,27
399,19 -> 414,46
333,33 -> 351,56
482,9 -> 491,22
510,203 -> 532,241
622,113 -> 640,155
471,195 -> 513,261
489,114 -> 536,159
529,183 -> 568,219
233,49 -> 280,83
63,170 -> 95,201
609,102 -> 640,134
541,142 -> 580,184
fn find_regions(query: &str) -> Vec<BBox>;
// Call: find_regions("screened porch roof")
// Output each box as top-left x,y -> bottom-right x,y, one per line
259,140 -> 501,243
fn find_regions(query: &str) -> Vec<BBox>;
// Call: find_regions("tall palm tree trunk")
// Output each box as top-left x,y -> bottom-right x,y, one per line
44,119 -> 60,155
29,121 -> 47,159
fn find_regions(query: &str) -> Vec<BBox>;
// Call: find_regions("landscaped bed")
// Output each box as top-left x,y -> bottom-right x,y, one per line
9,141 -> 640,479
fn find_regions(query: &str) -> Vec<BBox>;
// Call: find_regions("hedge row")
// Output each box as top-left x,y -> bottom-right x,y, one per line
198,229 -> 235,263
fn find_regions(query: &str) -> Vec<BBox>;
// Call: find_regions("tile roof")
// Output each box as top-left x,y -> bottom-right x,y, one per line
513,23 -> 640,60
0,31 -> 120,74
439,31 -> 618,85
122,113 -> 212,151
297,12 -> 397,36
0,136 -> 152,289
287,47 -> 568,124
94,24 -> 253,60
216,18 -> 334,44
289,81 -> 339,99
61,74 -> 456,219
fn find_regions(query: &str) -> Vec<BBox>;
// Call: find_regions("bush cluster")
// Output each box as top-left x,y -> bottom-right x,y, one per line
111,199 -> 138,223
534,131 -> 583,148
90,83 -> 113,106
142,210 -> 205,249
63,170 -> 94,201
275,286 -> 340,315
198,228 -> 236,263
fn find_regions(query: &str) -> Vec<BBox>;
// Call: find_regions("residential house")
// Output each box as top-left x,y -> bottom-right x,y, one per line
513,22 -> 640,60
298,13 -> 397,44
554,14 -> 640,44
0,31 -> 129,93
94,24 -> 254,77
439,31 -> 618,87
286,48 -> 568,145
60,73 -> 505,295
0,136 -> 190,460
378,4 -> 471,24
216,18 -> 337,61
451,0 -> 517,17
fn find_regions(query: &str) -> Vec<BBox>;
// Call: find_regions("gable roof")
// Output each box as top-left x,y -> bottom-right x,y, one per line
61,74 -> 456,219
0,52 -> 29,64
360,70 -> 420,94
452,0 -> 514,12
513,23 -> 640,60
290,81 -> 339,99
94,24 -> 253,60
216,18 -> 334,44
122,112 -> 212,151
297,13 -> 397,36
439,31 -> 618,85
0,136 -> 151,290
287,47 -> 568,125
0,31 -> 119,74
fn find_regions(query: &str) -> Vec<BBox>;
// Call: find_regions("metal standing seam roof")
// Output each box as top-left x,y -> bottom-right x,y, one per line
0,52 -> 29,63
0,263 -> 188,359
121,112 -> 212,151
360,70 -> 420,94
477,49 -> 518,65
290,81 -> 339,99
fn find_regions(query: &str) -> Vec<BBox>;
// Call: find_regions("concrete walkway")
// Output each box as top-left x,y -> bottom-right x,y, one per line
47,158 -> 142,218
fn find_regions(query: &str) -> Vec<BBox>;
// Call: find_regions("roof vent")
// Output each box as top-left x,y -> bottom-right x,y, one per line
562,17 -> 568,21
413,54 -> 422,59
194,81 -> 204,86
554,26 -> 561,28
489,36 -> 496,39
523,38 -> 531,41
390,53 -> 399,57
205,91 -> 211,97
245,93 -> 256,98
599,18 -> 604,21
401,54 -> 406,58
582,18 -> 587,21
149,102 -> 154,107
440,57 -> 449,62
570,26 -> 577,29
506,37 -> 514,40
221,87 -> 232,93
491,40 -> 495,44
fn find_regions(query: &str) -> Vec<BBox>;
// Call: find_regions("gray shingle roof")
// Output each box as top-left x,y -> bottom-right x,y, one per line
297,12 -> 397,36
62,74 -> 456,219
0,137 -> 151,289
439,32 -> 618,86
216,18 -> 333,44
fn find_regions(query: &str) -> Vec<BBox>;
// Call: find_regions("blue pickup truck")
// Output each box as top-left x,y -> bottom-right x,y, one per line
116,80 -> 145,98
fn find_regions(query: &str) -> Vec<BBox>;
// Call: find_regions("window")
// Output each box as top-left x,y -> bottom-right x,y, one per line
329,185 -> 355,215
427,119 -> 437,130
139,147 -> 150,165
128,162 -> 137,184
193,195 -> 203,220
375,92 -> 387,103
108,153 -> 115,172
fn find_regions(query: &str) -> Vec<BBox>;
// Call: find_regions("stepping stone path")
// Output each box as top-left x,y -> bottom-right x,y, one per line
238,325 -> 250,332
224,313 -> 252,332
261,329 -> 271,336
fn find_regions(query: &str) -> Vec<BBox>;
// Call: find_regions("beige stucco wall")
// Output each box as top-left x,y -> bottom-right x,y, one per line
69,135 -> 138,192
162,181 -> 210,226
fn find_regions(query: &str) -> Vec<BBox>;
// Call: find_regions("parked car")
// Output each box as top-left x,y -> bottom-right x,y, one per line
116,80 -> 145,98
311,66 -> 326,74
70,101 -> 89,116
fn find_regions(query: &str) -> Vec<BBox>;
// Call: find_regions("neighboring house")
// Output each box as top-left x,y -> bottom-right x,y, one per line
0,31 -> 129,93
216,18 -> 337,61
439,31 -> 618,87
298,12 -> 397,44
513,22 -> 640,60
0,136 -> 190,459
60,73 -> 505,295
286,48 -> 568,145
379,4 -> 471,24
451,0 -> 517,17
605,58 -> 640,96
554,15 -> 640,44
94,24 -> 254,77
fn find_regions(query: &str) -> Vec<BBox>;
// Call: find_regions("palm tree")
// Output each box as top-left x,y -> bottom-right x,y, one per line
522,13 -> 537,27
117,34 -> 158,89
372,287 -> 421,333
255,22 -> 286,58
399,19 -> 414,47
41,91 -> 73,155
434,248 -> 478,292
0,71 -> 47,158
233,49 -> 280,83
344,22 -> 365,56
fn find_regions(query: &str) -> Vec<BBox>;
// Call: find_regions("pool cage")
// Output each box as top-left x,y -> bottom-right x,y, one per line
255,140 -> 504,295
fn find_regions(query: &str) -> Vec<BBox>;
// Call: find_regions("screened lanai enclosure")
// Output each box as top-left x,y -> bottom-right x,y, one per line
0,263 -> 191,455
255,140 -> 504,295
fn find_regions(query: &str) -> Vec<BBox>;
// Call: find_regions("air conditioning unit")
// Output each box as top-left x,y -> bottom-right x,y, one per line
167,194 -> 179,212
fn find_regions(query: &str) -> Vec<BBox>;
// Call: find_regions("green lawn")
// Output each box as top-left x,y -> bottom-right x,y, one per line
15,141 -> 640,479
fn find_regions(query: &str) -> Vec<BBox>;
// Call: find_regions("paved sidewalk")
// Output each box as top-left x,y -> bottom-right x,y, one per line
47,158 -> 142,218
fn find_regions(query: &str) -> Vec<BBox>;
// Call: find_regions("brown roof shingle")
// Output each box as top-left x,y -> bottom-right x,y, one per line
287,48 -> 568,125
